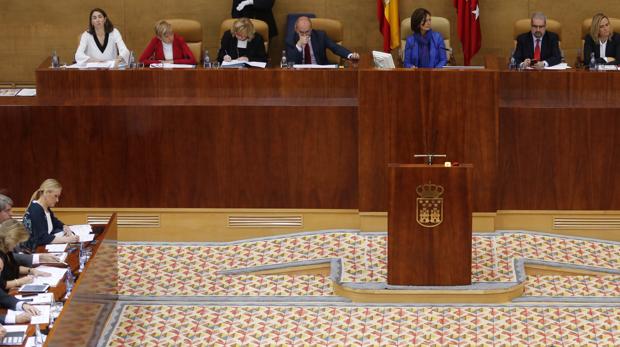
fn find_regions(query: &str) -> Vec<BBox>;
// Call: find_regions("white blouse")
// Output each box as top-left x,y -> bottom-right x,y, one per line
163,42 -> 173,61
75,28 -> 130,65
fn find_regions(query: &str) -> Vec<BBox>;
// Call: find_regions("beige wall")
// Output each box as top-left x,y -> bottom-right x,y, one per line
1,0 -> 619,83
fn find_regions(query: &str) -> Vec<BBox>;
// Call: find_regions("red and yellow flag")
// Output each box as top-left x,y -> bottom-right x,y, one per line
377,0 -> 400,52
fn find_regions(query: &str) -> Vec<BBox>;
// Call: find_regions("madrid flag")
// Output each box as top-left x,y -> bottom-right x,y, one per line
453,0 -> 481,65
377,0 -> 400,52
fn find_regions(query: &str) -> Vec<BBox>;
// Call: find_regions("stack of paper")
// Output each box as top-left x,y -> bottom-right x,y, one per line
372,50 -> 395,69
292,64 -> 338,69
16,88 -> 36,97
69,225 -> 95,242
35,252 -> 68,263
221,60 -> 267,68
0,89 -> 20,97
15,293 -> 54,304
8,305 -> 50,325
149,63 -> 195,69
31,266 -> 68,287
45,244 -> 67,252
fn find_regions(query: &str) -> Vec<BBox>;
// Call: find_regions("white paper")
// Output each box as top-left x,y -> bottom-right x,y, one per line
78,233 -> 95,242
16,88 -> 36,97
221,60 -> 267,68
237,39 -> 248,49
36,252 -> 68,263
0,89 -> 20,97
31,266 -> 68,287
85,61 -> 115,69
45,244 -> 67,252
69,224 -> 92,234
25,335 -> 46,347
293,64 -> 338,69
15,293 -> 54,304
149,63 -> 195,69
544,63 -> 571,70
372,50 -> 395,69
32,305 -> 50,324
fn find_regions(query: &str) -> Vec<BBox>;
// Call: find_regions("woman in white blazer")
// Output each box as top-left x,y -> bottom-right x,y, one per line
75,8 -> 129,65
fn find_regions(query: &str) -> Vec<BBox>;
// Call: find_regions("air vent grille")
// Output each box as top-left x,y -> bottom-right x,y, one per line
228,216 -> 303,228
554,217 -> 620,230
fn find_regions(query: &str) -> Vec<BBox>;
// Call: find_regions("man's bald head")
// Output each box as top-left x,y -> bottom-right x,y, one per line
295,16 -> 312,36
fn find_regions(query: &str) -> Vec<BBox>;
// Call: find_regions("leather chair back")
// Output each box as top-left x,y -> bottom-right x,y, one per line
309,18 -> 344,64
165,19 -> 203,62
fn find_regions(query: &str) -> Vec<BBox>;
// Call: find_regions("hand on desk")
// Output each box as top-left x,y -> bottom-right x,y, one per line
237,56 -> 249,62
349,52 -> 360,61
223,55 -> 232,62
31,269 -> 51,277
15,312 -> 32,324
39,253 -> 61,263
22,303 -> 40,316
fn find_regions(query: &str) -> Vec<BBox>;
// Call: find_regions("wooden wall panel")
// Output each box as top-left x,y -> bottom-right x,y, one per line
498,107 -> 620,210
358,69 -> 498,212
0,105 -> 358,209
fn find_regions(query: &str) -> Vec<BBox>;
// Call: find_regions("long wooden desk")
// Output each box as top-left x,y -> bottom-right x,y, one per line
1,63 -> 619,212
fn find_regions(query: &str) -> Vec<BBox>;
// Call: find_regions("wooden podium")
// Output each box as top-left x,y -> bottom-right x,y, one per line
388,164 -> 473,286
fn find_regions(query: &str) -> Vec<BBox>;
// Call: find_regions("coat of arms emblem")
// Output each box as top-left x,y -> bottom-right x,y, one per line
416,182 -> 444,228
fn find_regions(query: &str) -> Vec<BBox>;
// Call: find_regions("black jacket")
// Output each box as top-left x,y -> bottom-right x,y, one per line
217,31 -> 268,63
513,31 -> 562,66
583,32 -> 620,65
232,0 -> 278,38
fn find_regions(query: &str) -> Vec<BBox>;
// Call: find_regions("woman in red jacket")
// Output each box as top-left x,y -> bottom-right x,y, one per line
139,20 -> 196,65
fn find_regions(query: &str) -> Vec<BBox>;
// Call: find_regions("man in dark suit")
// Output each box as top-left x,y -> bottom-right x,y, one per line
286,16 -> 359,65
513,12 -> 562,69
232,0 -> 278,39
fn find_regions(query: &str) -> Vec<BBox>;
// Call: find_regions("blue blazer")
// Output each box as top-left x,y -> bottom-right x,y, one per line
404,30 -> 447,68
286,30 -> 352,65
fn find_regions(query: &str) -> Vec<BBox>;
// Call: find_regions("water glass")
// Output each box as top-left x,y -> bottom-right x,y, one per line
212,61 -> 220,69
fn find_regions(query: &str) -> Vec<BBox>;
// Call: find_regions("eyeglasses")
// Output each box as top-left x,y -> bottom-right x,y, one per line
298,29 -> 312,35
531,25 -> 545,29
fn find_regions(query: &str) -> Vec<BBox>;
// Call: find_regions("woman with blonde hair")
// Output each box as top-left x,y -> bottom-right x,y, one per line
22,179 -> 79,251
0,220 -> 42,324
138,20 -> 196,65
0,219 -> 50,290
217,17 -> 267,63
584,13 -> 620,65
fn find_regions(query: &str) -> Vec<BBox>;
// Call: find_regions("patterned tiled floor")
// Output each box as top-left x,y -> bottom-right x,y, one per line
118,231 -> 620,297
101,231 -> 620,346
105,304 -> 620,346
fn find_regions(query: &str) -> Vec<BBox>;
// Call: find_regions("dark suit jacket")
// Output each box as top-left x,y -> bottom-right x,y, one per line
583,32 -> 620,65
0,288 -> 18,323
513,31 -> 562,66
285,30 -> 352,65
22,202 -> 64,251
232,0 -> 278,38
217,31 -> 268,63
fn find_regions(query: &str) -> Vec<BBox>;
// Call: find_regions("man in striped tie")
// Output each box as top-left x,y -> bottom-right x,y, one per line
513,12 -> 562,69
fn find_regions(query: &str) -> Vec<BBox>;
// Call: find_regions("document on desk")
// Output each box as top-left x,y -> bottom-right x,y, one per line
25,335 -> 46,347
16,88 -> 36,97
15,293 -> 54,304
9,305 -> 51,325
31,266 -> 68,287
35,252 -> 68,264
70,224 -> 92,234
149,63 -> 196,69
45,243 -> 68,252
0,89 -> 20,97
78,233 -> 95,242
544,63 -> 570,70
0,325 -> 27,345
221,60 -> 267,68
293,64 -> 338,69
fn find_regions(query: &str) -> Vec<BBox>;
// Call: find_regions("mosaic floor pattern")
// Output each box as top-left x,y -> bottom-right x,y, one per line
99,231 -> 620,346
103,303 -> 620,346
118,231 -> 620,298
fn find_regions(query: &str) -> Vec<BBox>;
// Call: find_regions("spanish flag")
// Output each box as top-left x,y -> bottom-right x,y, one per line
377,0 -> 400,52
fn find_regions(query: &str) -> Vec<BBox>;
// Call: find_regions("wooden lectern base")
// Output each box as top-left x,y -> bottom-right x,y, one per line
388,164 -> 473,286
